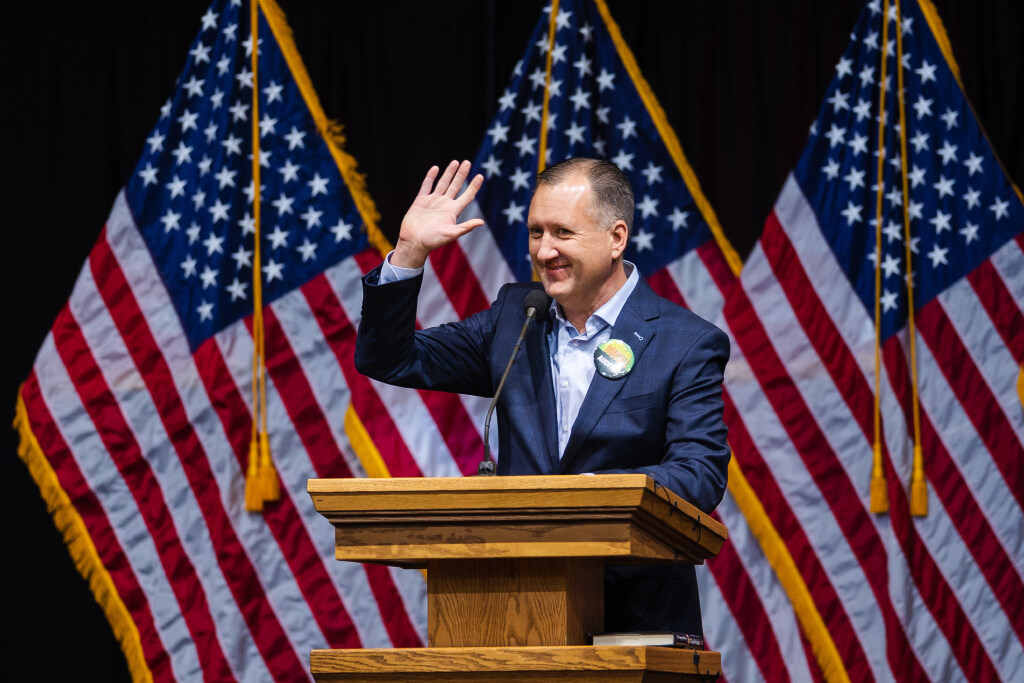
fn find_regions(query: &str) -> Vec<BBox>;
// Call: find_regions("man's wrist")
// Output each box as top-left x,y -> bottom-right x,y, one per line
391,240 -> 428,269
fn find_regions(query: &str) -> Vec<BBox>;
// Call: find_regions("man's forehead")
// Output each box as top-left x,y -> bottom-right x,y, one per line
529,176 -> 593,217
534,174 -> 592,199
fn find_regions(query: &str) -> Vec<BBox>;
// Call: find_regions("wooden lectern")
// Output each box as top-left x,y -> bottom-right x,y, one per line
308,474 -> 727,682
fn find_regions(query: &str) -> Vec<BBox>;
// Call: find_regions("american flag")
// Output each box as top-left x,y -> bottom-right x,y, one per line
719,0 -> 1023,680
14,0 -> 429,680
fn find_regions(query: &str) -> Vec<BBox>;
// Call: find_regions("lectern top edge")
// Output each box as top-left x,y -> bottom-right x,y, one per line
307,473 -> 727,541
307,472 -> 651,493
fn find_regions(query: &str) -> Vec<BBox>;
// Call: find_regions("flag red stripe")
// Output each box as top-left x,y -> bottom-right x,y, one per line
415,388 -> 484,475
89,238 -> 304,681
361,564 -> 423,647
706,516 -> 791,682
725,274 -> 926,680
881,340 -> 1003,680
353,248 -> 383,277
722,391 -> 876,682
191,340 -> 364,648
697,239 -> 738,299
21,372 -> 173,680
646,268 -> 689,309
431,242 -> 493,318
301,274 -> 424,478
260,298 -> 424,646
764,213 -> 1024,633
760,216 -> 1001,678
798,622 -> 827,683
49,302 -> 237,682
256,309 -> 354,479
967,259 -> 1024,363
915,299 -> 1024,512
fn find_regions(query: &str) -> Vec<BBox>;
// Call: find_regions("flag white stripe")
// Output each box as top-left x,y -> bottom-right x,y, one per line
459,199 -> 517,302
989,237 -> 1024,310
387,565 -> 429,644
663,250 -> 725,321
211,320 -> 398,649
696,563 -> 763,682
33,333 -> 204,682
418,258 -> 463,327
67,264 -> 274,681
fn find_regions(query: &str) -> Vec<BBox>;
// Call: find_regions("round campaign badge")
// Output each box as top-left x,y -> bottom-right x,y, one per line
594,339 -> 635,380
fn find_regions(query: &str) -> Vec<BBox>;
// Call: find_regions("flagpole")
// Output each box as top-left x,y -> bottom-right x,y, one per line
536,0 -> 560,175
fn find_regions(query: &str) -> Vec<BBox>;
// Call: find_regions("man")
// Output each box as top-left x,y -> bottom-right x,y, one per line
355,158 -> 730,635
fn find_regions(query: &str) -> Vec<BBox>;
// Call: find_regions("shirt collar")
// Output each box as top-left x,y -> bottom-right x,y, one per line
548,261 -> 639,332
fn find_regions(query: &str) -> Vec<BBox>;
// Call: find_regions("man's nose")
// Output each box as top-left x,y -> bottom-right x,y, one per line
535,233 -> 558,260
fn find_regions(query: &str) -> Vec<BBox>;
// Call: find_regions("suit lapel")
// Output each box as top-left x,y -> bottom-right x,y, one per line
557,281 -> 659,473
525,308 -> 560,471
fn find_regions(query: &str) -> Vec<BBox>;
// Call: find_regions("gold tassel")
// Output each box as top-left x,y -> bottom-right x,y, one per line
258,431 -> 279,503
869,443 -> 888,513
910,445 -> 928,517
245,438 -> 264,512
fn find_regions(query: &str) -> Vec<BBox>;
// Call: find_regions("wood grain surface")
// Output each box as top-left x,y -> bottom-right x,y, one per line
310,474 -> 727,567
310,645 -> 721,682
426,558 -> 603,647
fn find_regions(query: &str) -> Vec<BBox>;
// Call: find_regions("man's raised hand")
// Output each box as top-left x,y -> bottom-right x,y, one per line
391,160 -> 485,269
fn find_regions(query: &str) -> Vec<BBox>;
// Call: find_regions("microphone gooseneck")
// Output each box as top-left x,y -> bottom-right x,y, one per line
477,289 -> 548,476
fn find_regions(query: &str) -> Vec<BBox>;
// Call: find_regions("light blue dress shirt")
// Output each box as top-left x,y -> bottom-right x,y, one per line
548,263 -> 638,456
378,252 -> 639,458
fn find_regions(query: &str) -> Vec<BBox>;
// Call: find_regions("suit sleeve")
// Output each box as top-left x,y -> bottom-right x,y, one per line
600,325 -> 731,514
354,264 -> 505,398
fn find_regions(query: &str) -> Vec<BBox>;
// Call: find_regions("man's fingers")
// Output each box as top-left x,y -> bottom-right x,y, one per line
445,160 -> 473,198
418,166 -> 440,196
433,160 -> 460,196
453,173 -> 485,213
454,218 -> 485,235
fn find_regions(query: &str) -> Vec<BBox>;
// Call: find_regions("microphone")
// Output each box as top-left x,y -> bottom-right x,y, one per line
477,289 -> 548,476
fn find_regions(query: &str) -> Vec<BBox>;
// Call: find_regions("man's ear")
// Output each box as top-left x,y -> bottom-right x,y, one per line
609,220 -> 629,259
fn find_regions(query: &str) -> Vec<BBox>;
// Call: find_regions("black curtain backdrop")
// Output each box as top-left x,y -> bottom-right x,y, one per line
3,1 -> 1021,679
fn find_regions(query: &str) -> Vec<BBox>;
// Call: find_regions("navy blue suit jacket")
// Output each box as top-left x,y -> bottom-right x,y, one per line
355,265 -> 730,633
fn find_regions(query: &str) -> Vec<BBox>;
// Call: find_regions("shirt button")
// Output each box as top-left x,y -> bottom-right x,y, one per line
561,380 -> 568,387
563,426 -> 568,433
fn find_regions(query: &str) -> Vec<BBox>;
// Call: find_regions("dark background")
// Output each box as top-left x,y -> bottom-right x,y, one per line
3,1 -> 1021,679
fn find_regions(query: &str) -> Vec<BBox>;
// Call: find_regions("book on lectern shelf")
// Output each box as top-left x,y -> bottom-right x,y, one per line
591,632 -> 705,648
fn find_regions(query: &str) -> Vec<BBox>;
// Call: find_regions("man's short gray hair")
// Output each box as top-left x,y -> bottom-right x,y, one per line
536,158 -> 634,234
